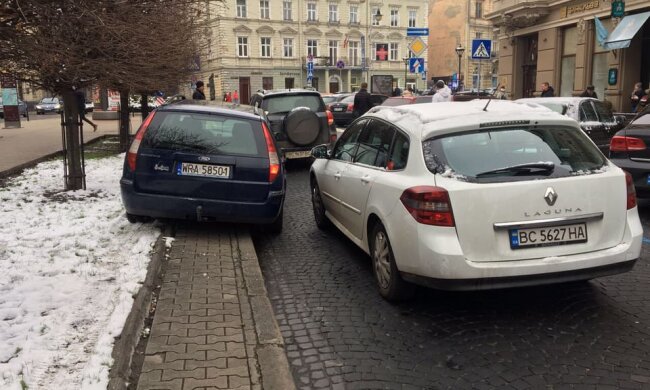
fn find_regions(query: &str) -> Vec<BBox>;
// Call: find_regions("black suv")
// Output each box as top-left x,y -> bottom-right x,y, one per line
250,89 -> 337,159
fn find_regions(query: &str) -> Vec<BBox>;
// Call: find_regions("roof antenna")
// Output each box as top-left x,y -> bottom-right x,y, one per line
483,98 -> 492,111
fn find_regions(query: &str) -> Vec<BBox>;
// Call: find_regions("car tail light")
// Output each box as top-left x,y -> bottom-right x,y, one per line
127,111 -> 156,171
400,186 -> 454,227
346,103 -> 354,112
610,136 -> 646,152
625,171 -> 637,209
262,122 -> 280,183
326,110 -> 334,126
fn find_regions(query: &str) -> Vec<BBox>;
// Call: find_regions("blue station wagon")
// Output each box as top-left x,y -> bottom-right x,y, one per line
120,101 -> 285,232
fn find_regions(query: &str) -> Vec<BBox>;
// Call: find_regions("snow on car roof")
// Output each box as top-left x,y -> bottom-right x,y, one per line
367,99 -> 573,139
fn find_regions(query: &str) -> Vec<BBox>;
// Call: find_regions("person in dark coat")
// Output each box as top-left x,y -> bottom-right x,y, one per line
353,82 -> 372,117
192,80 -> 206,100
580,85 -> 598,99
631,82 -> 645,113
75,89 -> 97,131
392,85 -> 402,97
540,82 -> 555,97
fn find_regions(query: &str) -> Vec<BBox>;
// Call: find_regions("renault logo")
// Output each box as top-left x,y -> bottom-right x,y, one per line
544,187 -> 558,206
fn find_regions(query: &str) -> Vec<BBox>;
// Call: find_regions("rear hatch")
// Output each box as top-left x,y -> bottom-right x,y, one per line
611,113 -> 650,161
134,110 -> 271,202
263,92 -> 330,147
423,124 -> 628,262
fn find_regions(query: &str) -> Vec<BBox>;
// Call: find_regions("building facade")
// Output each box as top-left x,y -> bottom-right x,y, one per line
427,0 -> 498,91
192,0 -> 429,104
487,0 -> 650,111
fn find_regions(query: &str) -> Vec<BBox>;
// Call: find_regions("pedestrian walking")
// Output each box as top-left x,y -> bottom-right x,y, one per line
233,90 -> 240,105
192,80 -> 206,100
580,85 -> 598,99
353,82 -> 372,117
402,86 -> 414,97
631,82 -> 645,113
224,92 -> 232,102
392,84 -> 403,97
75,89 -> 97,132
495,85 -> 508,100
432,80 -> 452,102
540,82 -> 555,97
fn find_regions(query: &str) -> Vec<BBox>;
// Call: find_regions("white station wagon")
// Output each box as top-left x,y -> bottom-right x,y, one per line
309,100 -> 642,301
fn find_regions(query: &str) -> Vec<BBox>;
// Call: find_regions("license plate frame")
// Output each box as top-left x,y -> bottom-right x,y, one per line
333,107 -> 345,112
177,162 -> 231,179
285,150 -> 312,159
509,223 -> 587,250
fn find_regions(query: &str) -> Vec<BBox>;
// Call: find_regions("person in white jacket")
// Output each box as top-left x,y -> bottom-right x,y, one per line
432,80 -> 452,102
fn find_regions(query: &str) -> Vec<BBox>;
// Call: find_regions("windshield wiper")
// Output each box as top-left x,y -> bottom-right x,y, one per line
475,162 -> 555,178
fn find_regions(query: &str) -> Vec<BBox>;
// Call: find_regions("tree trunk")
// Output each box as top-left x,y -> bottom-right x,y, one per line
141,94 -> 149,121
119,89 -> 130,152
62,89 -> 84,190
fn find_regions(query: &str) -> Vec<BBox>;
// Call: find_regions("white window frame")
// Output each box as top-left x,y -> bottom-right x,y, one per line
408,10 -> 416,27
307,2 -> 317,21
307,39 -> 318,57
260,37 -> 271,58
283,0 -> 292,21
260,0 -> 270,19
283,38 -> 294,58
349,41 -> 359,66
329,40 -> 338,64
349,5 -> 358,23
329,3 -> 338,23
371,7 -> 380,26
389,42 -> 399,61
237,36 -> 249,57
236,0 -> 247,18
390,9 -> 398,27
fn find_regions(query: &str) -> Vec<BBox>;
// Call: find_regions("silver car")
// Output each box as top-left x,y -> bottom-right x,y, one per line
35,97 -> 63,115
0,98 -> 28,118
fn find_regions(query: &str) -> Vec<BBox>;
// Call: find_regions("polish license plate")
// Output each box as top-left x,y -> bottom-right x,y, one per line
178,162 -> 231,178
509,223 -> 587,249
333,107 -> 344,112
285,150 -> 312,159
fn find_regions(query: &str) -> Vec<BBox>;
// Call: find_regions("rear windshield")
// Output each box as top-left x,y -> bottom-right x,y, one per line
41,98 -> 58,104
423,126 -> 607,183
341,95 -> 355,103
632,113 -> 650,126
382,98 -> 413,107
262,94 -> 323,114
141,112 -> 263,156
322,96 -> 338,104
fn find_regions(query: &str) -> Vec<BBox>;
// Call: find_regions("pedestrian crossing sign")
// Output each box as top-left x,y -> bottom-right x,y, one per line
471,39 -> 492,59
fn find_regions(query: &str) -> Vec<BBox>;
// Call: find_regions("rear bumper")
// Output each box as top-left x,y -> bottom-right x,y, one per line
610,157 -> 650,197
332,112 -> 354,124
120,179 -> 283,223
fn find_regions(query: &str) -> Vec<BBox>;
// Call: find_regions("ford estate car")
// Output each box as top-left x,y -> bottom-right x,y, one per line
120,101 -> 285,232
310,100 -> 642,301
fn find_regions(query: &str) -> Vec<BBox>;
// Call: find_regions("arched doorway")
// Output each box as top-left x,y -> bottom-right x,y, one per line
329,75 -> 342,93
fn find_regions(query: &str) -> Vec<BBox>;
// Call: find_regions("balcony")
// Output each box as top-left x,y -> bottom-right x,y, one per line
485,0 -> 551,28
302,56 -> 365,69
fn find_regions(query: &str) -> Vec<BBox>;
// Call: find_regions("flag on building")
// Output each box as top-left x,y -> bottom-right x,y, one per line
594,17 -> 609,48
343,34 -> 349,48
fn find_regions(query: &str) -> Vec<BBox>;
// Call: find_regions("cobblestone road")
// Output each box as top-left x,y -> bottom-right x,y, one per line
253,164 -> 650,390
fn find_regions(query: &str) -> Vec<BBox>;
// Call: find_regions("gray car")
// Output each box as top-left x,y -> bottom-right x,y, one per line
35,97 -> 63,115
0,98 -> 28,118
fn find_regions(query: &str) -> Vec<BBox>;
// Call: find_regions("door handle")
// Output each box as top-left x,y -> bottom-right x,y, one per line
334,172 -> 342,180
360,175 -> 371,184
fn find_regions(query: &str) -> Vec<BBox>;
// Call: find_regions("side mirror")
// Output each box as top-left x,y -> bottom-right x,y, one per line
614,115 -> 626,125
311,144 -> 330,159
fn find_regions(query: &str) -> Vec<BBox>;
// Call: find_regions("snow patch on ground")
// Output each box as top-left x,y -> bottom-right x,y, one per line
0,154 -> 161,389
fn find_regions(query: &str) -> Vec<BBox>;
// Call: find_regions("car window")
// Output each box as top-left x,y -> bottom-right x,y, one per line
631,113 -> 650,126
388,131 -> 409,170
322,96 -> 338,105
354,120 -> 395,167
262,94 -> 323,114
422,126 -> 606,183
341,95 -> 355,103
41,98 -> 58,104
142,112 -> 263,156
381,97 -> 414,107
579,101 -> 598,122
414,96 -> 433,104
333,119 -> 368,161
592,100 -> 614,122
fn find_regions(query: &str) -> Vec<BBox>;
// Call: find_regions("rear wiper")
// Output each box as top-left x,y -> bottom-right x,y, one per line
475,162 -> 555,178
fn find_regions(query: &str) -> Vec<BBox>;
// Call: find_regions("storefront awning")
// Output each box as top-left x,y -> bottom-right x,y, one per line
604,11 -> 650,49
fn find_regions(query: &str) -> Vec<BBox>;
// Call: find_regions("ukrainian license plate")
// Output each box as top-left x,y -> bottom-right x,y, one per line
333,107 -> 344,112
509,223 -> 587,249
285,150 -> 312,159
178,162 -> 230,178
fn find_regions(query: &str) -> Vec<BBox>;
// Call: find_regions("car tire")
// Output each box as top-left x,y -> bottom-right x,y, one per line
311,179 -> 331,230
284,107 -> 320,146
267,209 -> 283,234
370,222 -> 415,302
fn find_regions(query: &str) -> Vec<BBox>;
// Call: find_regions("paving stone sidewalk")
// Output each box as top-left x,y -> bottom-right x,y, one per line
137,225 -> 295,390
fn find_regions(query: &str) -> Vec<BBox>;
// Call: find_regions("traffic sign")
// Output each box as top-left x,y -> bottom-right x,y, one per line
471,39 -> 492,59
307,61 -> 314,71
409,58 -> 424,74
408,37 -> 427,57
336,60 -> 345,69
407,28 -> 429,37
307,68 -> 314,78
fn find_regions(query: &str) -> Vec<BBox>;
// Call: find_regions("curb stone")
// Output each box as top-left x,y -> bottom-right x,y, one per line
108,223 -> 174,390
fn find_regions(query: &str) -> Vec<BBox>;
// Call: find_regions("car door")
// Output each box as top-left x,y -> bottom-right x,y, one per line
338,119 -> 396,239
579,100 -> 610,153
318,119 -> 368,225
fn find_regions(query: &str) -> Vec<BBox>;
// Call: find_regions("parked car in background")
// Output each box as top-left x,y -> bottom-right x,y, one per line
85,101 -> 94,113
609,108 -> 650,197
329,93 -> 388,126
310,100 -> 641,301
381,96 -> 434,106
0,98 -> 28,118
120,101 -> 285,232
35,97 -> 63,115
249,89 -> 337,159
516,97 -> 625,154
321,93 -> 352,110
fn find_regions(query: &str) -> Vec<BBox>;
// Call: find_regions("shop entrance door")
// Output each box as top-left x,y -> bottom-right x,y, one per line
521,35 -> 538,98
239,77 -> 250,105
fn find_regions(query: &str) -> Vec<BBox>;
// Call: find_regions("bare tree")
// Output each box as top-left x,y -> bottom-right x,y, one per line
0,0 -> 213,189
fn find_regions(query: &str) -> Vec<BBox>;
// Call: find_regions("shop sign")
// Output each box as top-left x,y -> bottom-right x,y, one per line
608,68 -> 618,85
561,0 -> 600,18
611,0 -> 624,18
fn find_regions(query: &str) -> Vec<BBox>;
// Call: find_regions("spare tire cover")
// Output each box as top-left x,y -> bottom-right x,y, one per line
284,107 -> 321,146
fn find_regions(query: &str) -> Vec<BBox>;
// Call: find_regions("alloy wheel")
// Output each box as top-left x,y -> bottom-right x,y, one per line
373,230 -> 392,290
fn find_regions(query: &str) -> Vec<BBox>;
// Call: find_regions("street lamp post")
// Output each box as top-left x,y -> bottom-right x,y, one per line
366,8 -> 382,84
455,44 -> 465,92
